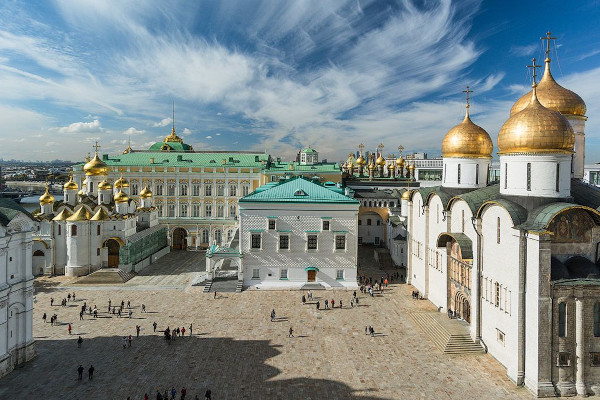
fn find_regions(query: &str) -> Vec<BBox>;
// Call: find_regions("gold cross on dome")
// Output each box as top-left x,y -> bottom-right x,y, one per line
93,141 -> 101,153
462,85 -> 473,108
541,31 -> 556,60
527,58 -> 541,86
397,145 -> 404,155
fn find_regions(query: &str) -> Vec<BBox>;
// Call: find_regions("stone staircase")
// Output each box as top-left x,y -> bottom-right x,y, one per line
203,280 -> 213,293
301,282 -> 326,290
236,280 -> 243,293
409,312 -> 483,355
117,270 -> 136,283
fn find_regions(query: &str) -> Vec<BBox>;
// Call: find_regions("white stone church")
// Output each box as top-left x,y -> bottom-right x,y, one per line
405,36 -> 600,397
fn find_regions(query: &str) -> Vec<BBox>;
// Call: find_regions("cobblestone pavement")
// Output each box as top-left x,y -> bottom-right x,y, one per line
0,248 -> 534,400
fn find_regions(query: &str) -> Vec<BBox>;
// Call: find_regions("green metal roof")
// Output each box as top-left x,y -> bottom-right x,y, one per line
571,179 -> 600,211
239,176 -> 359,204
448,184 -> 499,213
437,232 -> 473,260
148,141 -> 193,152
74,152 -> 270,168
0,198 -> 33,225
265,161 -> 340,173
518,202 -> 600,233
477,198 -> 528,227
304,266 -> 319,271
301,148 -> 317,153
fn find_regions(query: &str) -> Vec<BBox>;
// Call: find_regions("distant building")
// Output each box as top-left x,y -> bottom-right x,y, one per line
238,176 -> 359,290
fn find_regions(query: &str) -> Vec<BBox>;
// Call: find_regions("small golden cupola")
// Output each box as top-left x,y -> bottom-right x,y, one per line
114,174 -> 130,189
510,32 -> 586,117
63,174 -> 78,191
114,191 -> 129,203
39,185 -> 55,206
140,185 -> 153,199
98,180 -> 112,191
441,92 -> 493,158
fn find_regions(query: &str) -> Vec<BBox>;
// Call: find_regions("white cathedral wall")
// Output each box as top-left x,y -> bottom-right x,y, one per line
525,234 -> 542,391
240,202 -> 358,289
427,195 -> 449,310
480,205 -> 521,382
500,154 -> 572,198
442,157 -> 490,189
408,192 -> 427,294
566,116 -> 586,179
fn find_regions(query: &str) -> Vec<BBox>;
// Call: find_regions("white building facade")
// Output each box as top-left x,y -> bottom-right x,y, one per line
239,177 -> 359,290
0,199 -> 36,378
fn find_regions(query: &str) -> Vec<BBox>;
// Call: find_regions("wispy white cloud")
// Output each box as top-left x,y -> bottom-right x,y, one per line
152,118 -> 172,127
56,119 -> 104,134
122,127 -> 145,135
509,43 -> 538,57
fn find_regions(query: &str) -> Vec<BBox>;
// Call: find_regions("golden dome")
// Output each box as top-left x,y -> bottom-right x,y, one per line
114,174 -> 130,189
401,190 -> 410,200
408,163 -> 415,170
98,180 -> 112,191
114,190 -> 129,203
442,111 -> 493,158
347,161 -> 355,170
510,59 -> 586,117
140,185 -> 153,199
39,186 -> 55,205
368,163 -> 376,171
63,174 -> 78,190
388,162 -> 395,170
376,155 -> 386,166
77,184 -> 86,197
356,155 -> 366,166
498,89 -> 574,154
66,207 -> 92,221
83,153 -> 108,176
395,156 -> 405,166
52,208 -> 72,221
164,127 -> 183,143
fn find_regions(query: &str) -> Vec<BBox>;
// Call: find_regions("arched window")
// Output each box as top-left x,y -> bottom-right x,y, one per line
201,229 -> 209,243
595,302 -> 600,337
526,163 -> 531,191
214,229 -> 222,244
71,225 -> 77,236
497,217 -> 501,244
558,302 -> 567,337
475,164 -> 479,185
58,225 -> 61,235
33,250 -> 44,256
556,163 -> 560,192
97,225 -> 101,235
457,164 -> 461,184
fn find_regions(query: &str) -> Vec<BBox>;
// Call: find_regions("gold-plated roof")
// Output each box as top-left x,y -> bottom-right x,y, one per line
498,89 -> 574,154
408,163 -> 415,170
114,174 -> 130,189
83,152 -> 108,176
388,162 -> 395,169
63,174 -> 78,190
510,59 -> 586,117
52,208 -> 72,221
401,190 -> 410,200
98,180 -> 112,191
39,186 -> 55,205
356,155 -> 366,166
90,207 -> 110,221
140,185 -> 153,199
442,111 -> 493,158
164,127 -> 183,143
368,162 -> 376,171
114,190 -> 129,203
375,155 -> 386,166
66,207 -> 92,221
395,156 -> 405,166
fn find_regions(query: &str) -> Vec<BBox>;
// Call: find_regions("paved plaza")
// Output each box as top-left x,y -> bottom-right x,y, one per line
0,249 -> 534,400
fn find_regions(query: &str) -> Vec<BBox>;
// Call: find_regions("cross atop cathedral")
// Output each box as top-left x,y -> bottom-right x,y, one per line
358,143 -> 364,153
397,145 -> 404,155
93,141 -> 101,154
527,58 -> 541,86
541,31 -> 556,60
462,85 -> 473,109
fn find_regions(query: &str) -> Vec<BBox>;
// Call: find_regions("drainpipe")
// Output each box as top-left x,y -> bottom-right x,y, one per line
470,216 -> 482,344
517,230 -> 528,386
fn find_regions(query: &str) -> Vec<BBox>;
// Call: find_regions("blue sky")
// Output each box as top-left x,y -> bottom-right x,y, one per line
1,0 -> 599,162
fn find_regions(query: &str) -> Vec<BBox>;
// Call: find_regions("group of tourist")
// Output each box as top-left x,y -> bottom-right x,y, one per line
126,387 -> 212,400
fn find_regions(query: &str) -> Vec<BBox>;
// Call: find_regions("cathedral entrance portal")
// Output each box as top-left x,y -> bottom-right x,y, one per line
106,239 -> 121,268
172,228 -> 187,250
455,292 -> 470,323
307,269 -> 317,282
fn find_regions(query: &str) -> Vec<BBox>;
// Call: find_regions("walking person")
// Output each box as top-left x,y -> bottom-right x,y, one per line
77,364 -> 84,380
136,325 -> 141,338
153,321 -> 158,332
302,294 -> 306,304
50,297 -> 54,306
122,336 -> 127,349
316,301 -> 320,310
288,327 -> 294,337
331,299 -> 335,308
142,304 -> 146,313
88,364 -> 94,380
204,389 -> 212,400
128,334 -> 132,347
324,299 -> 328,309
270,309 -> 276,322
213,290 -> 217,299
339,299 -> 343,309
68,323 -> 72,335
189,323 -> 193,336
77,336 -> 83,348
42,313 -> 47,323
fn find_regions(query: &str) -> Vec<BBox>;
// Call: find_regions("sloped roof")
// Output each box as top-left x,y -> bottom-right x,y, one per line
239,176 -> 359,204
477,198 -> 528,226
571,179 -> 600,211
437,232 -> 473,260
518,202 -> 600,233
266,161 -> 339,173
449,184 -> 500,213
0,198 -> 33,225
75,152 -> 270,169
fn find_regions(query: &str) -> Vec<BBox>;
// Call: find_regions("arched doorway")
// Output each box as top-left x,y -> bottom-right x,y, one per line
172,228 -> 187,250
455,292 -> 470,323
32,249 -> 45,276
105,239 -> 121,267
214,229 -> 222,246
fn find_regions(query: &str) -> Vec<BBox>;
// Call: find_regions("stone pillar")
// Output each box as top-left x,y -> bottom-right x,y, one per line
406,200 -> 413,285
576,297 -> 587,396
423,205 -> 429,298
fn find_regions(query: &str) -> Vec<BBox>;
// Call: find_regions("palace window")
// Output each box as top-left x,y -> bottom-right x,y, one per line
336,270 -> 344,280
504,163 -> 508,189
335,235 -> 346,250
192,184 -> 200,196
229,205 -> 237,218
157,206 -> 163,217
180,204 -> 188,217
591,353 -> 600,367
252,268 -> 260,279
205,185 -> 212,196
559,302 -> 567,337
242,185 -> 249,196
71,225 -> 77,236
97,225 -> 101,235
279,235 -> 289,250
227,230 -> 233,242
180,184 -> 188,196
497,329 -> 505,345
268,219 -> 276,230
217,205 -> 224,218
494,282 -> 500,307
475,164 -> 479,185
367,219 -> 372,226
58,225 -> 61,235
461,210 -> 465,233
156,184 -> 163,196
556,163 -> 560,192
307,235 -> 318,250
497,217 -> 501,244
280,268 -> 288,279
97,248 -> 100,256
217,185 -> 225,196
230,185 -> 237,197
205,205 -> 212,218
251,233 -> 261,249
322,220 -> 330,231
557,352 -> 570,367
131,183 -> 139,195
457,164 -> 461,184
167,184 -> 175,196
214,229 -> 222,244
192,205 -> 200,217
201,229 -> 209,243
594,302 -> 600,337
168,204 -> 175,217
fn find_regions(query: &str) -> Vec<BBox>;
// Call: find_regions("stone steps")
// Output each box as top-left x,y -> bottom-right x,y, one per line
236,280 -> 243,293
409,313 -> 483,355
203,280 -> 212,293
117,270 -> 136,283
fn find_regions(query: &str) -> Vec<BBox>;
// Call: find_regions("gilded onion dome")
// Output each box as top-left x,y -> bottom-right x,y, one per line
401,190 -> 410,200
98,180 -> 112,191
498,86 -> 574,154
356,154 -> 366,166
510,58 -> 586,117
442,109 -> 493,158
114,190 -> 129,203
114,174 -> 130,189
39,186 -> 55,205
83,153 -> 108,176
368,162 -> 376,171
395,156 -> 405,166
375,155 -> 385,166
63,174 -> 78,190
408,163 -> 415,171
140,185 -> 153,199
388,162 -> 395,170
347,160 -> 355,170
78,182 -> 86,197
